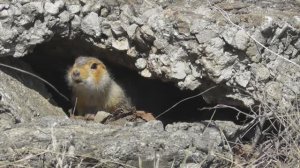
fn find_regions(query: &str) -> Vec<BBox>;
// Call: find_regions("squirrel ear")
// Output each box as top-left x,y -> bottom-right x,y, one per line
99,62 -> 106,70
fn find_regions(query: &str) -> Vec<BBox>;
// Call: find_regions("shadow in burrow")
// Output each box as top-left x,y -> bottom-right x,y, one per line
19,37 -> 250,125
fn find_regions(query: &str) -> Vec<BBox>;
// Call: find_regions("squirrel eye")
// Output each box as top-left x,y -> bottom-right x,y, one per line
90,63 -> 98,69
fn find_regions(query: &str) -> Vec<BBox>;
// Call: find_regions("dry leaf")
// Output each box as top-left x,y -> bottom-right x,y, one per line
135,111 -> 156,121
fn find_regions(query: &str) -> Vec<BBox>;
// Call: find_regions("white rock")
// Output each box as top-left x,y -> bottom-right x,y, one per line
45,2 -> 59,15
235,71 -> 251,87
81,12 -> 101,36
59,11 -> 71,23
140,69 -> 152,78
179,75 -> 200,90
235,30 -> 249,50
135,58 -> 147,70
71,15 -> 81,28
265,81 -> 283,100
112,38 -> 129,51
170,62 -> 187,80
127,47 -> 138,57
67,5 -> 81,14
126,24 -> 138,39
111,21 -> 125,37
94,111 -> 111,123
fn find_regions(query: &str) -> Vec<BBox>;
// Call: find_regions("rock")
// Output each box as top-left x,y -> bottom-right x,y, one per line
0,58 -> 65,127
94,111 -> 111,123
126,23 -> 138,40
67,4 -> 81,14
110,21 -> 125,37
178,75 -> 200,90
246,45 -> 262,63
0,117 -> 237,167
71,14 -> 81,29
140,25 -> 155,42
265,81 -> 283,100
235,30 -> 249,50
140,68 -> 152,78
135,58 -> 147,70
235,71 -> 251,87
294,39 -> 300,50
58,11 -> 71,23
44,2 -> 60,15
81,12 -> 101,36
251,64 -> 270,81
112,37 -> 129,50
195,30 -> 217,44
170,62 -> 187,80
153,38 -> 168,50
0,4 -> 9,11
22,2 -> 44,15
100,7 -> 109,17
127,46 -> 138,57
81,3 -> 92,14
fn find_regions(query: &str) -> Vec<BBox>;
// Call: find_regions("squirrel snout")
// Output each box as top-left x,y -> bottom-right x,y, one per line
72,70 -> 80,78
71,69 -> 82,83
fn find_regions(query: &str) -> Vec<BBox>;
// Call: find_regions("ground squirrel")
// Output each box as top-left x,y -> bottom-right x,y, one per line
67,56 -> 132,117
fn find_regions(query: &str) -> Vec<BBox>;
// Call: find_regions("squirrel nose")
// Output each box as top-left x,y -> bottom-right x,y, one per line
72,70 -> 80,78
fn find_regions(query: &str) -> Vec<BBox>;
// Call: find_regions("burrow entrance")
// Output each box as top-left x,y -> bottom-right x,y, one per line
22,37 -> 248,125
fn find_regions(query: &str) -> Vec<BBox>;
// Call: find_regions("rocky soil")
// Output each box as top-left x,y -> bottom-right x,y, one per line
0,0 -> 299,167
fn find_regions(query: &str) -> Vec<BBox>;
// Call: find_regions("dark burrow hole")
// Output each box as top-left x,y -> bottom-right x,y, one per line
21,37 -> 248,125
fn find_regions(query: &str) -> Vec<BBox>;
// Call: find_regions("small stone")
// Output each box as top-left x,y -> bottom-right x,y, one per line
170,62 -> 187,80
11,5 -> 22,16
44,2 -> 59,15
67,5 -> 81,14
82,3 -> 92,14
126,24 -> 138,40
94,111 -> 111,123
71,15 -> 81,28
0,4 -> 9,11
153,38 -> 168,50
127,47 -> 138,57
22,2 -> 44,15
81,12 -> 101,36
246,44 -> 261,63
190,65 -> 201,78
140,25 -> 155,42
294,39 -> 300,50
121,4 -> 135,18
0,9 -> 10,19
54,0 -> 65,10
112,38 -> 129,51
265,82 -> 283,100
135,58 -> 147,70
235,29 -> 249,50
195,30 -> 217,44
59,11 -> 71,23
91,3 -> 102,13
140,69 -> 152,78
100,7 -> 109,17
292,16 -> 300,29
14,44 -> 27,57
254,65 -> 270,81
132,17 -> 144,25
178,75 -> 200,90
111,21 -> 125,37
235,71 -> 251,87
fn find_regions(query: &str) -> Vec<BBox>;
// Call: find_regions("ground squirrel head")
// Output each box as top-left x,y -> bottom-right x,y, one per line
67,57 -> 110,90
